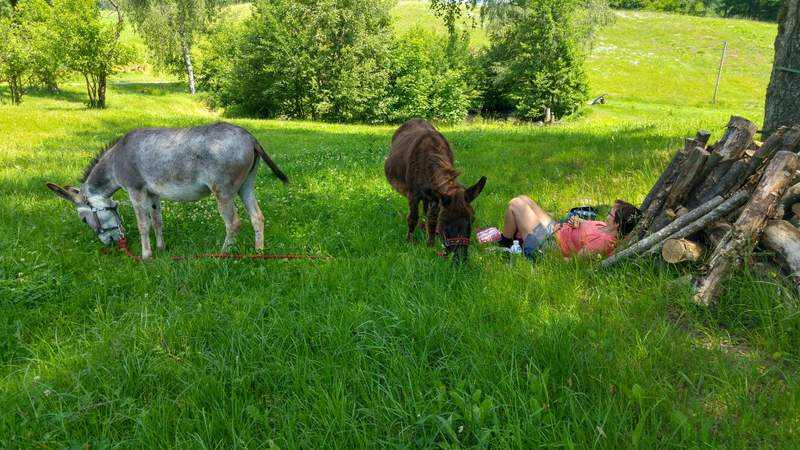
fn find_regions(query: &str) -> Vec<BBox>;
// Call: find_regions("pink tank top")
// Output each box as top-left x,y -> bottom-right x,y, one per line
555,220 -> 617,257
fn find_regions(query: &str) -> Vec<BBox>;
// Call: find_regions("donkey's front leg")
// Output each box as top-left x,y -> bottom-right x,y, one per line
149,196 -> 165,252
129,190 -> 153,260
214,190 -> 241,251
426,201 -> 440,247
407,195 -> 420,242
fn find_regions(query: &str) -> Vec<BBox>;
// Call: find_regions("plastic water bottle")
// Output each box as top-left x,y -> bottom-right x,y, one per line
510,240 -> 522,255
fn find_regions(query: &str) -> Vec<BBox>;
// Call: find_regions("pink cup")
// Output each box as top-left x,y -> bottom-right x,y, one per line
476,227 -> 502,244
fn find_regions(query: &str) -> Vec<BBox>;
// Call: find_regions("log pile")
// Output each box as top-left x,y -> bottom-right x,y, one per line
602,116 -> 800,306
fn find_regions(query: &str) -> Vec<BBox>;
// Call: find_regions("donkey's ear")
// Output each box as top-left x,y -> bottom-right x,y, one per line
46,182 -> 81,204
465,176 -> 487,203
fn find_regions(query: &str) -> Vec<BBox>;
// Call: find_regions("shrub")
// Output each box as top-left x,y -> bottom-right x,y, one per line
479,0 -> 589,121
199,0 -> 394,122
386,28 -> 474,124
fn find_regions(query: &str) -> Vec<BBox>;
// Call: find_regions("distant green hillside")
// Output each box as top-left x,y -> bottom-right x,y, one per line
390,2 -> 775,116
587,10 -> 775,114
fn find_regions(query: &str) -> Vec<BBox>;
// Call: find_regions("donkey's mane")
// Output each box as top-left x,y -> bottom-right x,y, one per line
424,138 -> 460,194
80,137 -> 121,182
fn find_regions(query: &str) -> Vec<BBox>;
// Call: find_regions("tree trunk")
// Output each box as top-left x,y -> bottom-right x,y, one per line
9,74 -> 22,105
662,239 -> 705,264
764,0 -> 800,136
84,73 -> 96,107
182,36 -> 196,95
97,72 -> 107,109
47,77 -> 60,94
694,151 -> 800,306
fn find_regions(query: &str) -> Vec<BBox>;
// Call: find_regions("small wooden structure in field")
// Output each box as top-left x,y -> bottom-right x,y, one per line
602,116 -> 800,306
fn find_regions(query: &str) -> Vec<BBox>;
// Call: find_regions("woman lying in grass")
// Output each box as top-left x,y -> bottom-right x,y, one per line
497,196 -> 641,260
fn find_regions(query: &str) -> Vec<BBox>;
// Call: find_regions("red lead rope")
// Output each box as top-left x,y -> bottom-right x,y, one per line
112,238 -> 331,261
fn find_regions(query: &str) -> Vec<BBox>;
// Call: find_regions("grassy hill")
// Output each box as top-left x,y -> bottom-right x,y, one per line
1,3 -> 796,449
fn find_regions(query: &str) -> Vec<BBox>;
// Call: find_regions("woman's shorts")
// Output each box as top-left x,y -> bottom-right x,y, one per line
523,222 -> 555,260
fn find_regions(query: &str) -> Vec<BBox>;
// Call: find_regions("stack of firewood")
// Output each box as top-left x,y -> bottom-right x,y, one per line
602,116 -> 800,306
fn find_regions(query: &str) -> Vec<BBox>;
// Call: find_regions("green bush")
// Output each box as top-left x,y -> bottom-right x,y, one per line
386,28 -> 474,124
716,0 -> 780,21
478,0 -> 589,121
198,0 -> 394,122
608,0 -> 713,14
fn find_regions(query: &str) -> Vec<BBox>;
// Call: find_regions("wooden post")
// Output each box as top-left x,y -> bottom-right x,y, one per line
544,108 -> 552,124
712,41 -> 727,105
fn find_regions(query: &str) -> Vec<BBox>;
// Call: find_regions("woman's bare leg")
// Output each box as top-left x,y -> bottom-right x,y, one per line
516,196 -> 554,227
503,196 -> 544,239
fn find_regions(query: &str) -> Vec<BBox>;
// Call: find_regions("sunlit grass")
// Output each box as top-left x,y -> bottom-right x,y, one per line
0,4 -> 797,449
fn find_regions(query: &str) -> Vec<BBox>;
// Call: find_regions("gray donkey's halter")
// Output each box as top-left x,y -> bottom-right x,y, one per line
78,196 -> 124,241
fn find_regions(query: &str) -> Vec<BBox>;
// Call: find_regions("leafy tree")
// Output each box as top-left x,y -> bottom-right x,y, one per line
0,10 -> 30,104
200,0 -> 395,122
387,28 -> 474,123
121,0 -> 220,94
53,0 -> 131,108
21,0 -> 65,93
478,0 -> 590,120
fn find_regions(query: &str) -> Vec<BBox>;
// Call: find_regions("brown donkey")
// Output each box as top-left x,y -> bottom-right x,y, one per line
384,119 -> 486,262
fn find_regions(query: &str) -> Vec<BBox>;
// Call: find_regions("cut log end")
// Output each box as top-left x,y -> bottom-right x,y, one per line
662,239 -> 705,264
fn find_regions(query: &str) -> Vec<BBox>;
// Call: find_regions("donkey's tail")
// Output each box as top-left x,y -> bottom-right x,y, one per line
254,140 -> 289,185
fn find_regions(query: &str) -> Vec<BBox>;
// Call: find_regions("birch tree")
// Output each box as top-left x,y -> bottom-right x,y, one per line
123,0 -> 219,94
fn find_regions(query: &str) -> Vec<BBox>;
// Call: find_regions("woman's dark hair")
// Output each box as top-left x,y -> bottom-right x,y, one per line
613,200 -> 641,237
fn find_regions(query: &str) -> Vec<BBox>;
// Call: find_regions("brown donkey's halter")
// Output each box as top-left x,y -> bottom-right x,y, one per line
441,230 -> 470,250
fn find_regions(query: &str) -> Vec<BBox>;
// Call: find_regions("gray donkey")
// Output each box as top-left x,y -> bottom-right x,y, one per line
47,122 -> 288,259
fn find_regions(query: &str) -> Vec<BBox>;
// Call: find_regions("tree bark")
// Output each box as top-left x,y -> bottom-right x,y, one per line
182,36 -> 196,95
662,239 -> 705,264
764,0 -> 800,136
9,74 -> 22,105
649,145 -> 710,233
715,116 -> 760,162
97,72 -> 107,109
686,116 -> 758,208
705,221 -> 732,248
631,138 -> 704,240
694,151 -> 800,306
639,146 -> 688,214
761,220 -> 800,290
782,182 -> 800,216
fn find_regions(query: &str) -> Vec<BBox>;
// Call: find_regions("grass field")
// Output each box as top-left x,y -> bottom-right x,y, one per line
2,3 -> 798,449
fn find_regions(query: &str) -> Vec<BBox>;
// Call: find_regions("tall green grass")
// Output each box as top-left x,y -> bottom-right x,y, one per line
1,5 -> 797,449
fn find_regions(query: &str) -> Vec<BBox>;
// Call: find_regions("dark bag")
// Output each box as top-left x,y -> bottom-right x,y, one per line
565,206 -> 598,221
